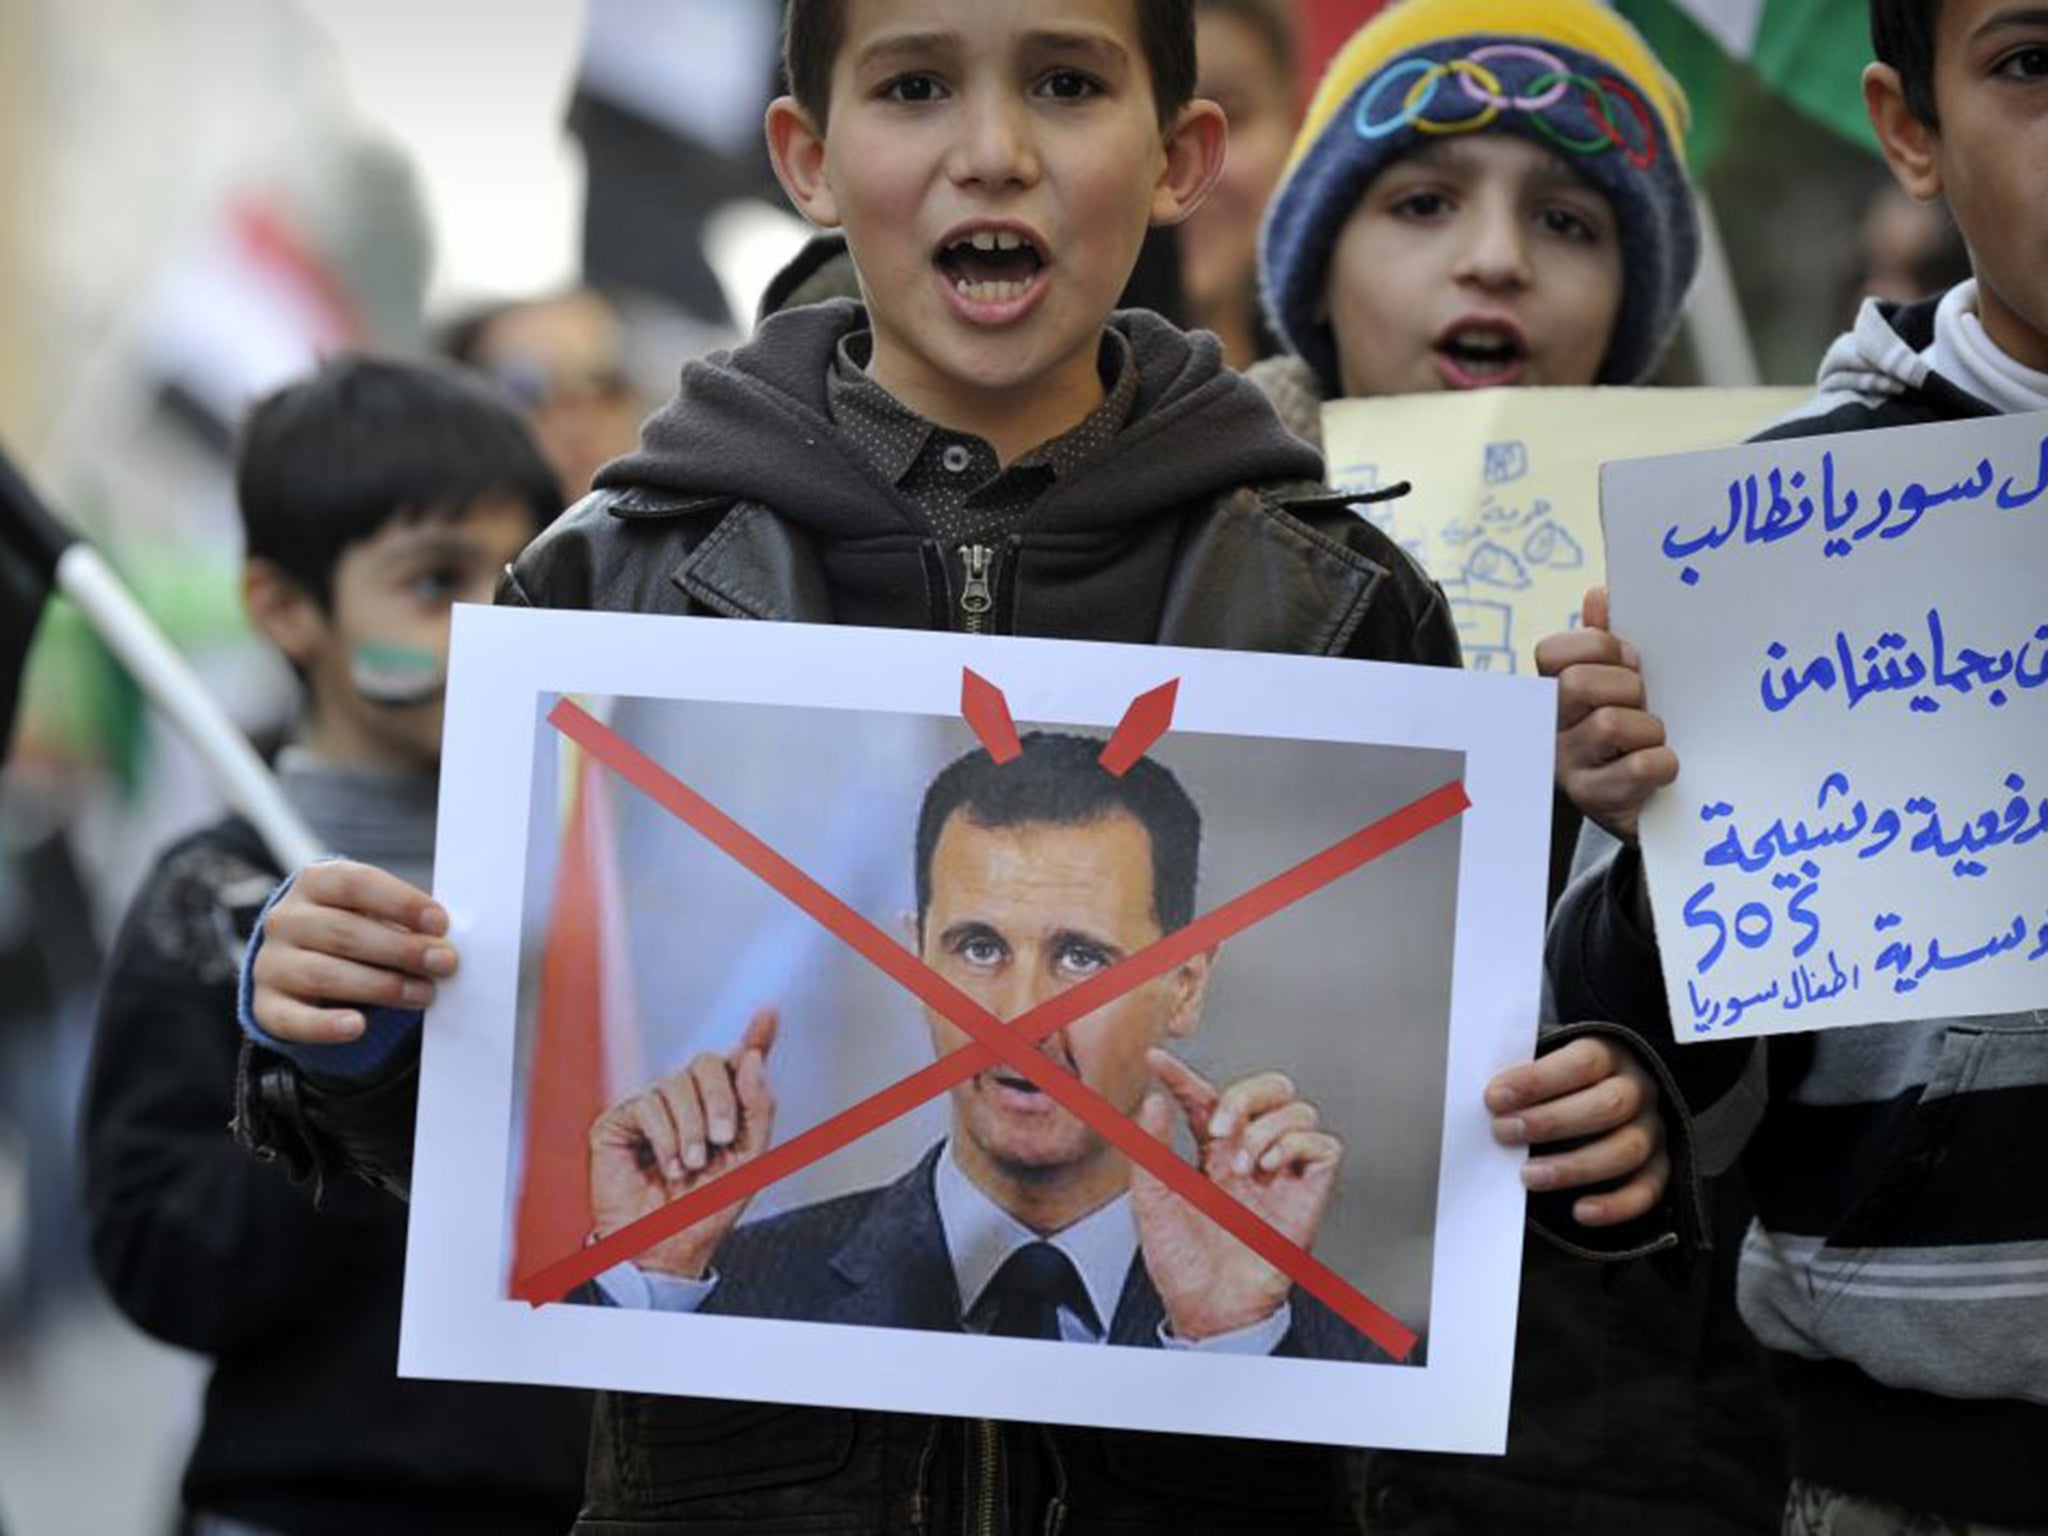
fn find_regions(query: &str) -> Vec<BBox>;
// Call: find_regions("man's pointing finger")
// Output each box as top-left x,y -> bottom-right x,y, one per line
733,1005 -> 780,1065
1147,1048 -> 1220,1143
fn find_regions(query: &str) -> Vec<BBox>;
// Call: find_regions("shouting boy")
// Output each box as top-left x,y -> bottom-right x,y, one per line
243,3 -> 1677,1530
1546,0 -> 2048,1529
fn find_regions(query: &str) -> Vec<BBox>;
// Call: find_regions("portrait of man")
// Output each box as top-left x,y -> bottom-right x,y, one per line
580,732 -> 1389,1363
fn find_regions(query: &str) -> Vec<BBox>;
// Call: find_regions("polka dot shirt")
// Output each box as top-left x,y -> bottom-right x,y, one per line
825,329 -> 1139,550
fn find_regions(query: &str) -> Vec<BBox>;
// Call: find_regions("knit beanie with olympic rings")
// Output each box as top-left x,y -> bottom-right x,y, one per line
1259,0 -> 1702,392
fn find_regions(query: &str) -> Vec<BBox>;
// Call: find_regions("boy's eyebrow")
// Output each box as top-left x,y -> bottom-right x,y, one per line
368,525 -> 492,565
1974,5 -> 2048,40
1393,140 -> 1606,199
852,27 -> 1130,73
852,30 -> 961,72
1021,29 -> 1132,68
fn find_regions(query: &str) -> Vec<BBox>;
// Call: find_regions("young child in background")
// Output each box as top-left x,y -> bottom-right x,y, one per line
1180,0 -> 1301,368
1251,4 -> 1796,1532
1547,0 -> 2048,1529
1250,0 -> 1700,446
81,357 -> 589,1536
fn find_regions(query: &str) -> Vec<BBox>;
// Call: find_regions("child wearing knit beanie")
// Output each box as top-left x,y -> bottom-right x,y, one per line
1252,7 -> 1796,1533
1252,0 -> 1703,438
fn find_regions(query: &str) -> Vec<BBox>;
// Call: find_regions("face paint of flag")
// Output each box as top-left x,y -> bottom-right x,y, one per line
350,642 -> 446,707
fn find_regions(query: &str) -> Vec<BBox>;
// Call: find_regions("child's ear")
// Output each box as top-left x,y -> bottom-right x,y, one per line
1863,62 -> 1943,203
1149,99 -> 1229,228
765,95 -> 842,229
242,559 -> 326,667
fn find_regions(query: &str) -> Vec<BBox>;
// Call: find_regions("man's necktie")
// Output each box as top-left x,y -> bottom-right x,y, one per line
983,1240 -> 1092,1341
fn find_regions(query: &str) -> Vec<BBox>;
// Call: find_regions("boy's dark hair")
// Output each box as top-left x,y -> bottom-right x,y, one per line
236,355 -> 560,608
1871,0 -> 1941,126
915,731 -> 1201,935
785,0 -> 1197,128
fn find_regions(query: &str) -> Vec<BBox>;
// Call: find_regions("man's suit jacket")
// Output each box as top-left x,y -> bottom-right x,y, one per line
699,1144 -> 1394,1364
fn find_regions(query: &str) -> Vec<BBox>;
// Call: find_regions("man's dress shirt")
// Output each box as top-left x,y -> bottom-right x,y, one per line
595,1140 -> 1291,1354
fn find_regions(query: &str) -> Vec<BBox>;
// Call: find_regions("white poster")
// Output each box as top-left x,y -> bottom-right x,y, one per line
401,607 -> 1554,1451
1604,409 -> 2048,1039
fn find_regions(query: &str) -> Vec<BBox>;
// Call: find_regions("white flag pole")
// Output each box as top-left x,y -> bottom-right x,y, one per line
1,444 -> 325,871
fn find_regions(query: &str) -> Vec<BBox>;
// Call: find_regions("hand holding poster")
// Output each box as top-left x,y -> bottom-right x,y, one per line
1602,409 -> 2048,1039
400,609 -> 1554,1451
1321,387 -> 1805,673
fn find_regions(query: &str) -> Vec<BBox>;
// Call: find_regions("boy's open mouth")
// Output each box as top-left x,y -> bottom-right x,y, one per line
1435,320 -> 1529,388
935,227 -> 1047,306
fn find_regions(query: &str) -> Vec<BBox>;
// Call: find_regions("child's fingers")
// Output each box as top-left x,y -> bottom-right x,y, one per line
282,950 -> 438,1013
264,894 -> 456,980
1496,1065 -> 1652,1148
295,860 -> 446,934
1573,1150 -> 1671,1227
1566,746 -> 1681,839
1485,1037 -> 1615,1117
1560,705 -> 1668,776
1581,584 -> 1612,633
1521,1115 -> 1662,1191
249,990 -> 366,1045
1536,626 -> 1631,680
1556,663 -> 1651,731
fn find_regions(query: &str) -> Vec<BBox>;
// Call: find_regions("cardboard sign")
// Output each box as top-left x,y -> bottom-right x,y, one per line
1323,387 -> 1806,674
400,608 -> 1555,1451
1603,409 -> 2048,1039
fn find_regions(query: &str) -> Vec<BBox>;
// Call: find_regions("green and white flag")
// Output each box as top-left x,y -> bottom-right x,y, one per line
1614,0 -> 1878,159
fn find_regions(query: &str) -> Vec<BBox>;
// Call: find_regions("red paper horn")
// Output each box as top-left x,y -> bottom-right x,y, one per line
1097,679 -> 1179,777
960,669 -> 1022,764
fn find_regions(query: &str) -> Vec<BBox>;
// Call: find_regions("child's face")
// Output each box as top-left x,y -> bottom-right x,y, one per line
1877,0 -> 2048,371
1181,7 -> 1297,326
1322,136 -> 1624,397
291,499 -> 536,774
767,0 -> 1221,440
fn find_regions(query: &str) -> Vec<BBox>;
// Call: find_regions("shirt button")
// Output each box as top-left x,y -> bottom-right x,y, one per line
941,444 -> 973,474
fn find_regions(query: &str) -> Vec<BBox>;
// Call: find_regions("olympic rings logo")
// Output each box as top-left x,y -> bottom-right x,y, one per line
1351,44 -> 1659,169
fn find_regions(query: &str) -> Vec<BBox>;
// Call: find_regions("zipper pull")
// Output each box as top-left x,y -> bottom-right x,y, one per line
958,544 -> 995,628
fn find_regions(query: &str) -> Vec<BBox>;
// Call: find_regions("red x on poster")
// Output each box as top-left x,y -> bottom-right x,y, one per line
514,688 -> 1468,1362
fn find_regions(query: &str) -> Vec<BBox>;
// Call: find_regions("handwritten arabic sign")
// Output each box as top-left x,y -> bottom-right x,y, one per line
1603,408 -> 2048,1039
1323,387 -> 1805,674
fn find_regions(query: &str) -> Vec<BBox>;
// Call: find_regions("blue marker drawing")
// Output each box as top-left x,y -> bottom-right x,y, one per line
1450,597 -> 1516,674
1523,520 -> 1586,571
1464,540 -> 1533,591
1483,440 -> 1529,485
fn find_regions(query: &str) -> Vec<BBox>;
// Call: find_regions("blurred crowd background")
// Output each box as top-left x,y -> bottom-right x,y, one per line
0,1 -> 1969,1530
